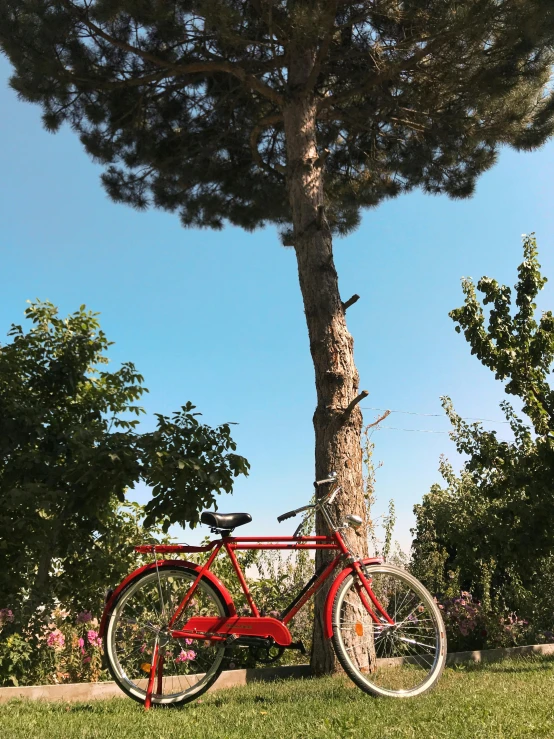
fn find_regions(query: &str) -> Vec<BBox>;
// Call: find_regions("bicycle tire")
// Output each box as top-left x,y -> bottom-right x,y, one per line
332,563 -> 446,698
104,565 -> 231,706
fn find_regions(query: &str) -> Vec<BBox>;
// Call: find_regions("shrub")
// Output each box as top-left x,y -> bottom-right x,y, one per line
412,236 -> 554,650
435,590 -> 554,653
0,606 -> 106,687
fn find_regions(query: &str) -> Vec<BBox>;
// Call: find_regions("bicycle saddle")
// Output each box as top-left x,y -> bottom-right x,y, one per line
200,511 -> 252,531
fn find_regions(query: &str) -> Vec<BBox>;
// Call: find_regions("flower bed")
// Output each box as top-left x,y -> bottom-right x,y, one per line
0,607 -> 105,687
435,591 -> 554,653
3,586 -> 554,687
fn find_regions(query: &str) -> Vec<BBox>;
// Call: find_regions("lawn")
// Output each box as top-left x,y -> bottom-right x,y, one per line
1,657 -> 553,738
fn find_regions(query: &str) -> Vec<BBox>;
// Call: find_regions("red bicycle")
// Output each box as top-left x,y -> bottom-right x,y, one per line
100,475 -> 446,707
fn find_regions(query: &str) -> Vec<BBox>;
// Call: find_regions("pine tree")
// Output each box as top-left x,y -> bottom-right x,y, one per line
2,0 -> 554,673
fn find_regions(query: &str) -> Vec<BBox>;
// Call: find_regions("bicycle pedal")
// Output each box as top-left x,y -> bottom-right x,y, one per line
289,640 -> 307,655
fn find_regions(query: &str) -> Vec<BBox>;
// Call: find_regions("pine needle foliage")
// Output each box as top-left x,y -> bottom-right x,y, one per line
1,1 -> 554,238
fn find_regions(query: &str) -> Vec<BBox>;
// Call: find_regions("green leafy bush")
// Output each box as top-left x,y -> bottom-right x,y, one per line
0,301 -> 249,621
412,234 -> 554,647
0,301 -> 249,685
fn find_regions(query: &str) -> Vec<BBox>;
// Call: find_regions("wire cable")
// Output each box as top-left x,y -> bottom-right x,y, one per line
361,406 -> 510,424
373,425 -> 513,442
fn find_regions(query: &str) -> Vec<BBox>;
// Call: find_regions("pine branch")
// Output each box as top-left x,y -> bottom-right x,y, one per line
318,26 -> 472,112
64,0 -> 285,107
249,114 -> 286,175
304,0 -> 339,93
250,0 -> 287,45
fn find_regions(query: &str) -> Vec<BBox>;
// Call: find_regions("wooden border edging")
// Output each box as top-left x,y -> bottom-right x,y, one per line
445,642 -> 554,665
0,665 -> 312,704
1,644 -> 553,704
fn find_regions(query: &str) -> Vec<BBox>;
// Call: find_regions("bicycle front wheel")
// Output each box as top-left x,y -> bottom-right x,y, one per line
104,566 -> 230,706
332,564 -> 446,698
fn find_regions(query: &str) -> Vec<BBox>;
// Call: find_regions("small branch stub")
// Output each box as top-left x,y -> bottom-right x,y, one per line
316,204 -> 325,230
283,205 -> 326,247
342,390 -> 369,421
342,294 -> 360,311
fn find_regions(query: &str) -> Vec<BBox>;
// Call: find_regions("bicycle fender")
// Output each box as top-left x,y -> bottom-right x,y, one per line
99,560 -> 236,638
323,557 -> 383,640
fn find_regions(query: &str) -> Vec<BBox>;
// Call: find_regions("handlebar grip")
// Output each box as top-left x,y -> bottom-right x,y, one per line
277,510 -> 297,523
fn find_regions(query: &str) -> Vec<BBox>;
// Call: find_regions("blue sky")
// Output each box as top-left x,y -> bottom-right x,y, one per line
1,55 -> 553,551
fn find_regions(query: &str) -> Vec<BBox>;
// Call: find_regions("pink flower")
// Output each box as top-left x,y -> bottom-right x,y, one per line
87,630 -> 102,648
47,629 -> 65,650
78,637 -> 85,655
175,649 -> 196,663
77,611 -> 93,624
83,656 -> 91,664
185,638 -> 194,646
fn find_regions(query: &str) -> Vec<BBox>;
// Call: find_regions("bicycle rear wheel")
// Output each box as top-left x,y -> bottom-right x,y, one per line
332,564 -> 446,698
104,566 -> 230,706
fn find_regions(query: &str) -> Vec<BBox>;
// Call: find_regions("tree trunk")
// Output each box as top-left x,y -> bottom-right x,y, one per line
283,53 -> 368,675
28,514 -> 63,615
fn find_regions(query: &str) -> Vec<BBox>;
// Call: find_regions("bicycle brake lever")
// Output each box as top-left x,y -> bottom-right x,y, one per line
327,486 -> 341,505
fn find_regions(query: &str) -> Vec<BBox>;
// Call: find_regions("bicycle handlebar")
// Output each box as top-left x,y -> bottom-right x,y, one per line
277,477 -> 340,524
277,502 -> 316,524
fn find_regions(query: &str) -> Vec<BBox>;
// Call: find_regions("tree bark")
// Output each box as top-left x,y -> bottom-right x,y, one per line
283,52 -> 368,675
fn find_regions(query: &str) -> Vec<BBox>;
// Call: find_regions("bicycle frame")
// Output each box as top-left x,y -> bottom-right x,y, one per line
127,532 -> 391,646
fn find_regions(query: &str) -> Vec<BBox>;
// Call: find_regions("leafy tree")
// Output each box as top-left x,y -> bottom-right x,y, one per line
0,301 -> 248,617
2,1 -> 554,671
411,235 -> 554,630
141,404 -> 249,530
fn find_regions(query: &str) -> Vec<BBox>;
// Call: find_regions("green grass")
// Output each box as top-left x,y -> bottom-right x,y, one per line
1,657 -> 554,738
